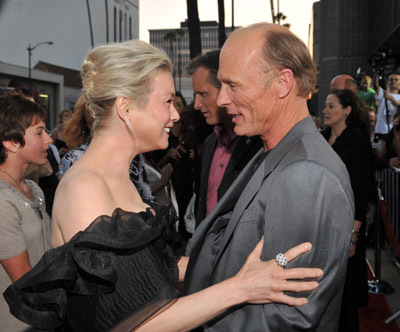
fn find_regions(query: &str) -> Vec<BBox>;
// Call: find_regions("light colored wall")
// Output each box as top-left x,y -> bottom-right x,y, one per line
0,0 -> 139,71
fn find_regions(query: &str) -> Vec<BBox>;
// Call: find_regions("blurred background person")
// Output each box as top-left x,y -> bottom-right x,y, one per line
59,94 -> 94,177
322,89 -> 372,332
374,73 -> 400,137
51,108 -> 73,158
358,75 -> 376,111
381,107 -> 400,161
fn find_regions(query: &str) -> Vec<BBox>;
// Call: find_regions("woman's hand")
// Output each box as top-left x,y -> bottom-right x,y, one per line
233,237 -> 322,306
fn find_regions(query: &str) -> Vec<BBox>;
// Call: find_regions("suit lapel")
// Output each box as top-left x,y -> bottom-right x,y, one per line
189,148 -> 264,257
211,116 -> 318,271
201,134 -> 217,187
221,136 -> 252,181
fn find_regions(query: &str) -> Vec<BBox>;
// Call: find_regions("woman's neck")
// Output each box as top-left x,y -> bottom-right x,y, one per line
85,129 -> 138,178
329,123 -> 347,145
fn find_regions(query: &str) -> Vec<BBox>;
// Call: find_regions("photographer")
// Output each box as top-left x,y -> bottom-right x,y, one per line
382,108 -> 400,162
374,73 -> 400,137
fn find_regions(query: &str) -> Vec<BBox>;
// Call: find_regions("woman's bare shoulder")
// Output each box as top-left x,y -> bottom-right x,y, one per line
52,169 -> 116,244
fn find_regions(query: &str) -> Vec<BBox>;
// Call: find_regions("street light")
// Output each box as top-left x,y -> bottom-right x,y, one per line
27,41 -> 53,91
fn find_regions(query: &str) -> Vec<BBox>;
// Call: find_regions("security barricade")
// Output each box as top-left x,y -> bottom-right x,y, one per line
376,168 -> 400,261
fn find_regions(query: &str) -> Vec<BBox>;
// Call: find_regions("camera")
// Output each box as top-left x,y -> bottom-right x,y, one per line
371,52 -> 387,88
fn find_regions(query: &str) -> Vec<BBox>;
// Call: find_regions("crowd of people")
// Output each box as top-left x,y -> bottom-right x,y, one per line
0,21 -> 399,332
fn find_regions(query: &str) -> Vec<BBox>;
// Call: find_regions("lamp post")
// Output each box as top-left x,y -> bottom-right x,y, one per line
27,41 -> 53,91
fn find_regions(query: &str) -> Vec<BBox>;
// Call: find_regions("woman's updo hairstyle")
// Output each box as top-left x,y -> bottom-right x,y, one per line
81,40 -> 172,130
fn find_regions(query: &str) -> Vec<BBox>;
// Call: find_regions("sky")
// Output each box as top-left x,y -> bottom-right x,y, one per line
139,0 -> 318,46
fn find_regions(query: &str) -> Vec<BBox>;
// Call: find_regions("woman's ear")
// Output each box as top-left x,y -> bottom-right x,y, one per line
115,96 -> 132,121
345,105 -> 352,116
278,69 -> 294,99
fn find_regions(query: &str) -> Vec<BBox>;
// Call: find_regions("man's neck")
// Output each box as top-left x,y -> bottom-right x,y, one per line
261,99 -> 309,151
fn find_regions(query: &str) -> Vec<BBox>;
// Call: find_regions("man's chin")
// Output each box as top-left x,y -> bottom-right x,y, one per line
233,126 -> 245,136
206,118 -> 217,126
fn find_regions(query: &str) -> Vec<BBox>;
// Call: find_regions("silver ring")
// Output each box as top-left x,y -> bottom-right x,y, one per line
275,253 -> 288,268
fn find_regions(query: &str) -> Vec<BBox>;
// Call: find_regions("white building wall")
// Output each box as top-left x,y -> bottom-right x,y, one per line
0,0 -> 139,71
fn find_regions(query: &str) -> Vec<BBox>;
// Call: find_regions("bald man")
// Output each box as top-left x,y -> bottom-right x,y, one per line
330,74 -> 358,93
184,23 -> 354,331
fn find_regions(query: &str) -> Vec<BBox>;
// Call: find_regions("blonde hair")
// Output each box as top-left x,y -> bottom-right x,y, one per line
81,40 -> 172,131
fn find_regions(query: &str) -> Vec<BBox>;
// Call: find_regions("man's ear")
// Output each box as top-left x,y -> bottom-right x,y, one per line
278,69 -> 294,99
2,140 -> 20,153
115,96 -> 132,121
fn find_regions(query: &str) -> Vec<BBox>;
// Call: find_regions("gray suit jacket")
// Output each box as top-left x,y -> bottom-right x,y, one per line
183,116 -> 354,332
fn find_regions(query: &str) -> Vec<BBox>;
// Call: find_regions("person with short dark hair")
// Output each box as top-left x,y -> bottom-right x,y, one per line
0,92 -> 52,331
187,50 -> 262,227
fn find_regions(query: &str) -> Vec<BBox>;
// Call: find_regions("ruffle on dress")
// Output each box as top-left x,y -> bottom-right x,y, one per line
4,207 -> 180,332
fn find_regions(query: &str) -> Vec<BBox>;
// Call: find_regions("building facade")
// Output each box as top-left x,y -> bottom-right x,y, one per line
0,0 -> 139,129
149,21 -> 235,102
311,0 -> 400,119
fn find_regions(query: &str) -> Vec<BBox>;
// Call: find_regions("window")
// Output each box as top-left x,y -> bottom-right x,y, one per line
119,10 -> 122,41
124,13 -> 127,40
113,7 -> 117,42
129,16 -> 132,40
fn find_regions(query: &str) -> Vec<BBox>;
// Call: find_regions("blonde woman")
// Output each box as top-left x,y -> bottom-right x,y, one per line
5,41 -> 321,332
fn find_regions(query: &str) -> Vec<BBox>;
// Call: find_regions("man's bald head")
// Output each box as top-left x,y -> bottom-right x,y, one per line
226,23 -> 317,98
330,74 -> 357,93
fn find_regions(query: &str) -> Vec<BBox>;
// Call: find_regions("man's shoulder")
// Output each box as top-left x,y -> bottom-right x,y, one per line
279,131 -> 349,181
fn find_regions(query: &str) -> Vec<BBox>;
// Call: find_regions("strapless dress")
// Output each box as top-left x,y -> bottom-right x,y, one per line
4,206 -> 180,332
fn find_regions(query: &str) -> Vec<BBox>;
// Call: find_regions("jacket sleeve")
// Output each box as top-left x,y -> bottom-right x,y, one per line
206,160 -> 354,332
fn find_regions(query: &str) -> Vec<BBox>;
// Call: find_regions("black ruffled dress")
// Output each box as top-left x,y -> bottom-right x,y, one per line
4,206 -> 180,332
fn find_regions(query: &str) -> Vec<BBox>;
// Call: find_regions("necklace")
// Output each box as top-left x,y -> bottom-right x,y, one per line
0,167 -> 28,194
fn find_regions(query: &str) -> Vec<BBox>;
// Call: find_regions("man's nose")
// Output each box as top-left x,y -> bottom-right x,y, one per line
194,95 -> 202,110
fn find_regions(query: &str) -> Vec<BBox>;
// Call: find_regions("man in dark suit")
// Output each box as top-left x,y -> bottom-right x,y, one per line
183,23 -> 354,331
186,50 -> 262,227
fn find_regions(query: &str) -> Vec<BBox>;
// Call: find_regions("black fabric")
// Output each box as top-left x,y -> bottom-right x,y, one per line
54,138 -> 68,151
38,147 -> 59,216
384,128 -> 399,159
321,126 -> 370,331
4,206 -> 180,332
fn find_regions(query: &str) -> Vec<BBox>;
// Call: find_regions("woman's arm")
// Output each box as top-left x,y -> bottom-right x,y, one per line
1,251 -> 32,282
149,164 -> 173,195
137,240 -> 321,332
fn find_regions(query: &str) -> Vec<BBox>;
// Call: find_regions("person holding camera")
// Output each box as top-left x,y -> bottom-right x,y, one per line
375,73 -> 400,137
382,108 -> 400,161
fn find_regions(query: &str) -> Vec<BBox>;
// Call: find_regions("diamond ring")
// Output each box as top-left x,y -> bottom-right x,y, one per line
275,253 -> 288,268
